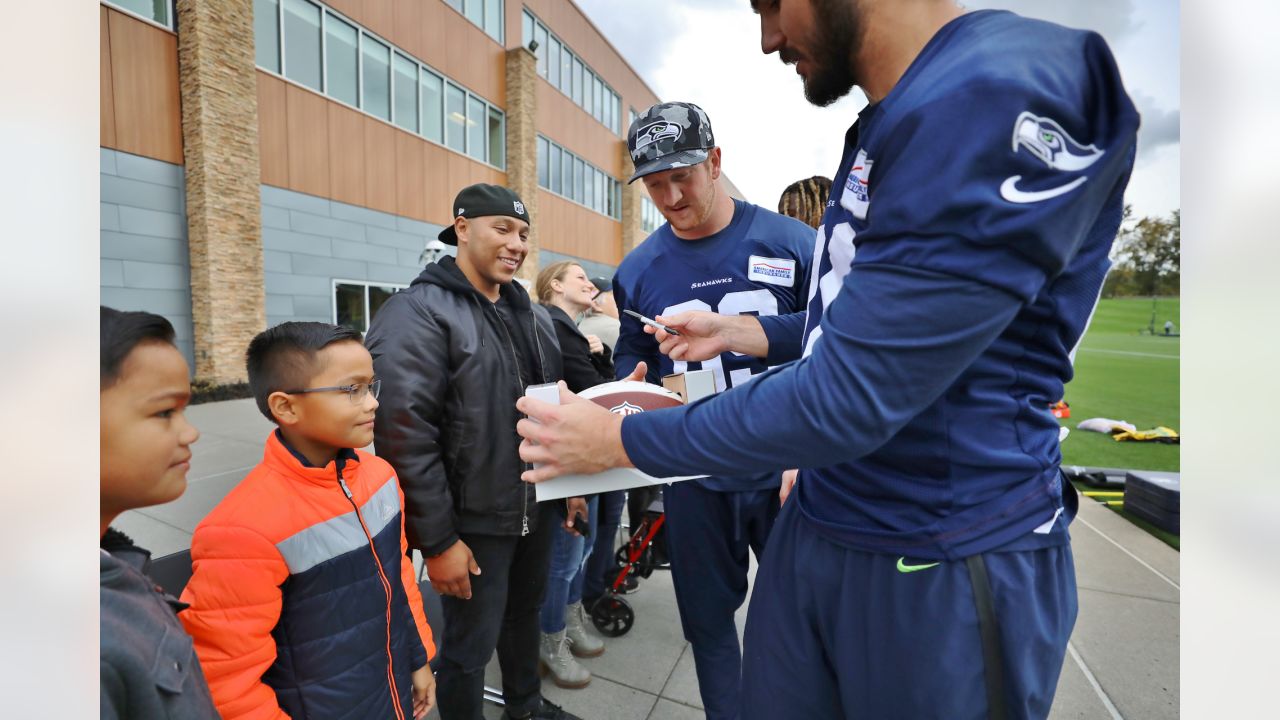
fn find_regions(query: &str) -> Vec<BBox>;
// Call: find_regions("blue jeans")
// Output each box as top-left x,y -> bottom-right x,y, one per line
539,496 -> 598,633
583,490 -> 625,601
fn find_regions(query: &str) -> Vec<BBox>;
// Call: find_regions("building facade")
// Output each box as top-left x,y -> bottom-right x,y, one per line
101,0 -> 733,382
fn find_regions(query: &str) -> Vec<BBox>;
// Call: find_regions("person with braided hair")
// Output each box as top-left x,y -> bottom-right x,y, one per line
777,175 -> 833,229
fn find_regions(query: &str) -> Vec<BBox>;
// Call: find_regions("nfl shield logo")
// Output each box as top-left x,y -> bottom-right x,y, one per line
514,200 -> 526,215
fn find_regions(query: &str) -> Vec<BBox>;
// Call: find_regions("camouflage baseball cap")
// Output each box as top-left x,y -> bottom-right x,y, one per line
626,101 -> 716,184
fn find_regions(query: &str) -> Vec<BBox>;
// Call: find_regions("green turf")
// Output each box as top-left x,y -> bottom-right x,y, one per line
1059,297 -> 1180,472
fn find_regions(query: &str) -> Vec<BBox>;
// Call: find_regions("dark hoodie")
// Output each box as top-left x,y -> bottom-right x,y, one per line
365,257 -> 563,554
100,528 -> 219,720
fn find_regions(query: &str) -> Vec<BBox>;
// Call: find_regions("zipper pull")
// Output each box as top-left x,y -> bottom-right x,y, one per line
521,516 -> 530,537
337,477 -> 354,500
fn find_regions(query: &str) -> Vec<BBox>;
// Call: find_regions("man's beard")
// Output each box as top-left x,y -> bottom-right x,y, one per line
801,0 -> 863,107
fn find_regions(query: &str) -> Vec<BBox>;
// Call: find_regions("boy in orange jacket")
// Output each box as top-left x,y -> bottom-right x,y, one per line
180,322 -> 435,720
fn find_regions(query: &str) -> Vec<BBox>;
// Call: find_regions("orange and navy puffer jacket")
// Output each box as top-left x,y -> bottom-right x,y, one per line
180,431 -> 435,720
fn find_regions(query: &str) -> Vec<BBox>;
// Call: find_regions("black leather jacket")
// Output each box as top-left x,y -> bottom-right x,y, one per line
366,257 -> 563,555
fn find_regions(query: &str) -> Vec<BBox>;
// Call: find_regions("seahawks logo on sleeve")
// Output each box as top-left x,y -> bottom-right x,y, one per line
1000,111 -> 1105,204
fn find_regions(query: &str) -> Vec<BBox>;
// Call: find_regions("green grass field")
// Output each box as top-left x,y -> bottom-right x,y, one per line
1059,297 -> 1180,472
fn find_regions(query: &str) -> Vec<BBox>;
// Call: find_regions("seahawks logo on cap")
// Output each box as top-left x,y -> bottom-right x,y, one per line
633,121 -> 682,153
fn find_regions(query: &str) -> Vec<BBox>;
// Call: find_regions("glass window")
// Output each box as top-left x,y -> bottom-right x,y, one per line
548,37 -> 561,88
596,172 -> 605,212
522,10 -> 534,50
592,75 -> 602,121
574,158 -> 584,202
361,34 -> 391,121
393,53 -> 418,131
324,14 -> 358,107
466,0 -> 483,27
484,0 -> 503,43
283,0 -> 322,91
445,83 -> 466,152
534,23 -> 548,77
537,137 -> 549,188
467,95 -> 486,160
446,0 -> 463,13
572,57 -> 583,106
421,68 -> 444,143
254,0 -> 280,72
561,151 -> 572,198
603,88 -> 612,131
369,285 -> 398,321
559,48 -> 573,95
112,0 -> 170,26
335,283 -> 366,333
584,166 -> 595,209
488,107 -> 505,169
549,144 -> 561,195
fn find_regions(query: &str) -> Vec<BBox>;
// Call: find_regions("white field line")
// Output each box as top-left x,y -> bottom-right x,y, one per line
1077,348 -> 1179,360
1067,641 -> 1125,720
1077,516 -> 1181,591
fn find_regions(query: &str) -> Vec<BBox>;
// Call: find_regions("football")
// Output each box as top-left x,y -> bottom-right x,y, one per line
579,381 -> 685,416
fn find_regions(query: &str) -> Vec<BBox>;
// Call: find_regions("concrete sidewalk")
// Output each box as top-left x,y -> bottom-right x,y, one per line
116,398 -> 1179,719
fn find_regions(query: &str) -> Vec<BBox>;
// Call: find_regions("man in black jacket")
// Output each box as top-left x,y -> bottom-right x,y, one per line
366,184 -> 580,720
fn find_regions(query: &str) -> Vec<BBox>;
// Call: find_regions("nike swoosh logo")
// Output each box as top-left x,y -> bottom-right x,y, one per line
1000,175 -> 1087,204
896,557 -> 940,573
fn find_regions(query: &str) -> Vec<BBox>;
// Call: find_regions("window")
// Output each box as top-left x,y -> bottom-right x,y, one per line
254,0 -> 280,72
107,0 -> 171,28
324,14 -> 358,107
283,0 -> 322,91
584,166 -> 594,209
574,158 -> 585,203
393,53 -> 419,131
421,68 -> 444,143
488,107 -> 505,170
642,197 -> 662,233
548,37 -> 561,88
255,0 -> 506,168
522,10 -> 534,49
445,83 -> 466,153
484,0 -> 503,43
559,48 -> 573,95
465,0 -> 483,28
572,58 -> 584,106
537,137 -> 549,188
534,23 -> 548,76
561,152 -> 572,200
467,95 -> 486,160
592,76 -> 602,121
335,281 -> 406,334
361,34 -> 391,121
628,107 -> 638,134
446,0 -> 463,13
549,145 -> 562,195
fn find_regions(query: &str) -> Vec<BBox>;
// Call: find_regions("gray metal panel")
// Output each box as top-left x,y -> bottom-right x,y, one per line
265,294 -> 295,317
263,250 -> 293,273
101,259 -> 125,288
331,200 -> 399,230
261,184 -> 331,216
261,227 -> 333,257
115,152 -> 185,187
367,262 -> 417,284
265,271 -> 332,297
101,203 -> 121,232
367,226 -> 426,251
118,206 -> 186,240
292,254 -> 368,281
290,210 -> 367,243
395,216 -> 443,236
292,295 -> 332,317
122,261 -> 190,291
101,231 -> 191,265
102,175 -> 185,213
262,204 -> 292,230
101,148 -> 118,176
333,238 -> 398,265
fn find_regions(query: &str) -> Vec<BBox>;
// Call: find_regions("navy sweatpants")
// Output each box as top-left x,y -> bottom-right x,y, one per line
665,481 -> 779,720
740,501 -> 1077,720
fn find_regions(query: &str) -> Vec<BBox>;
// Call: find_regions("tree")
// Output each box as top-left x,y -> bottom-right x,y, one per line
1104,207 -> 1180,299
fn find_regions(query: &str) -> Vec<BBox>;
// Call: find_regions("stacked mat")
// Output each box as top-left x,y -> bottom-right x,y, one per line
1123,470 -> 1181,534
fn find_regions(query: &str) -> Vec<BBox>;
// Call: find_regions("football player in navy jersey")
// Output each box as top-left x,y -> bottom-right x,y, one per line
516,2 -> 1140,718
610,101 -> 814,720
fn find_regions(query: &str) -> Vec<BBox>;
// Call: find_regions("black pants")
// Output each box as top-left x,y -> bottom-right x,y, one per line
435,504 -> 556,720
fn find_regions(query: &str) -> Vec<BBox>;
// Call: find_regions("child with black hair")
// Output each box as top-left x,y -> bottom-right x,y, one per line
179,321 -> 436,720
99,306 -> 219,720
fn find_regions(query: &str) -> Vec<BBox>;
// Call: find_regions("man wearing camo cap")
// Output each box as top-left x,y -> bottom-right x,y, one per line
607,101 -> 817,720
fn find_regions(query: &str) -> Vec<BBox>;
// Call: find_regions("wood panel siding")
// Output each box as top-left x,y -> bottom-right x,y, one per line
100,6 -> 116,148
362,120 -> 399,214
101,6 -> 183,164
257,74 -> 290,188
537,191 -> 622,266
327,101 -> 367,207
285,84 -> 332,198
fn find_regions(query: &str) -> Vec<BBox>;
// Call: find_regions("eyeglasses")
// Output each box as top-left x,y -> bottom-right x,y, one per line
285,379 -> 381,404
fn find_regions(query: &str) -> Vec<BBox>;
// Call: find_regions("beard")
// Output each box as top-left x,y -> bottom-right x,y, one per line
800,0 -> 864,107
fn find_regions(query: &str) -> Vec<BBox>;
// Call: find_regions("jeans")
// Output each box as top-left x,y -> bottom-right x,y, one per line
539,496 -> 598,633
434,503 -> 556,720
582,490 -> 625,601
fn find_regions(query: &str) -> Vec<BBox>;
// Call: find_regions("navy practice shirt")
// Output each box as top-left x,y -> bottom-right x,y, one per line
621,10 -> 1140,558
613,199 -> 815,492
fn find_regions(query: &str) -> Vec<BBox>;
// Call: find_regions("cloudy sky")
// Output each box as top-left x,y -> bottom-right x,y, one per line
574,0 -> 1180,221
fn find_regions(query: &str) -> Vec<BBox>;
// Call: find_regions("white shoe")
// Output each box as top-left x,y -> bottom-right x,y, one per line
565,601 -> 605,658
539,630 -> 591,689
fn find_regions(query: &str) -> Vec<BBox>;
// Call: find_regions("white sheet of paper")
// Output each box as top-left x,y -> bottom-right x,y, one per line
534,468 -> 705,502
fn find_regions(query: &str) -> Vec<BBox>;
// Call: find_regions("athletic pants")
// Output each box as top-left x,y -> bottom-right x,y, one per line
665,481 -> 779,720
740,500 -> 1077,720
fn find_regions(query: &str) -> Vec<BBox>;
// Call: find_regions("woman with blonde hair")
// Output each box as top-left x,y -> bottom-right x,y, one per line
533,260 -> 614,688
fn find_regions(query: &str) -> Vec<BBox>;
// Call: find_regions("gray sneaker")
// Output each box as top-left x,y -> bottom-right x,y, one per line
565,601 -> 605,658
539,630 -> 591,689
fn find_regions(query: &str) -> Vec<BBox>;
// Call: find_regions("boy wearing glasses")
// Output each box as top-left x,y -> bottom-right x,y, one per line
179,322 -> 437,720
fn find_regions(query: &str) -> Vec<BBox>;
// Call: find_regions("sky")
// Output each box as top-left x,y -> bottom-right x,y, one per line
573,0 -> 1180,221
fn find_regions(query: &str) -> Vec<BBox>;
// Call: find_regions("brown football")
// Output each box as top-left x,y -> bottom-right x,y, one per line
579,381 -> 685,416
